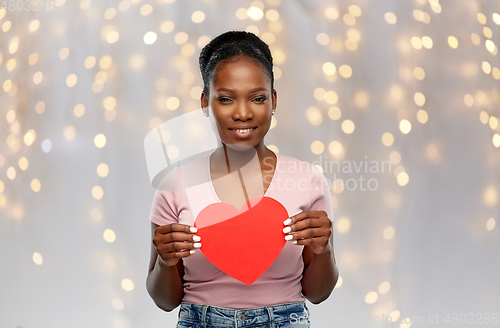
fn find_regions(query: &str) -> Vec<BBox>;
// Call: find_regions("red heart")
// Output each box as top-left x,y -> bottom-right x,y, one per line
194,196 -> 289,285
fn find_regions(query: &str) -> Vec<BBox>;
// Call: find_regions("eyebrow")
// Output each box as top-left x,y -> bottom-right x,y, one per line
216,87 -> 268,94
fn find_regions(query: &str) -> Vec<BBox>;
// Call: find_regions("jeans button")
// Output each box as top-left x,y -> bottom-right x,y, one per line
238,313 -> 246,321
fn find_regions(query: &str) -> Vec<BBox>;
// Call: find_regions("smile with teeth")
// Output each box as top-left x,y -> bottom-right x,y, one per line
230,127 -> 256,133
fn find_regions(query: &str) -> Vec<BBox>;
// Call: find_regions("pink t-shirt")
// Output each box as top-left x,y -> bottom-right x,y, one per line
148,149 -> 334,308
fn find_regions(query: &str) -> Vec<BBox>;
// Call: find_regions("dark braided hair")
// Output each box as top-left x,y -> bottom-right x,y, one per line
199,31 -> 274,98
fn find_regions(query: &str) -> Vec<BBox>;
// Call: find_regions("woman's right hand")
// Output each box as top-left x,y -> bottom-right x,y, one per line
152,223 -> 201,267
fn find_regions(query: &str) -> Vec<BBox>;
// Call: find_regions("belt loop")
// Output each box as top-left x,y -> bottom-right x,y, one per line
266,305 -> 274,325
201,304 -> 208,327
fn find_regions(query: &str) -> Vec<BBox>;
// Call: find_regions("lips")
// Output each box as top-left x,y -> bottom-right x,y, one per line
229,127 -> 257,139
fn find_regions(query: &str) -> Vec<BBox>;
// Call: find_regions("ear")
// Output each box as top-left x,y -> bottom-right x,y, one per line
201,92 -> 209,117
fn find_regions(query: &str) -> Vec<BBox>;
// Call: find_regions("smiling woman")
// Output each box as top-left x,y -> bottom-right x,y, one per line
146,30 -> 339,328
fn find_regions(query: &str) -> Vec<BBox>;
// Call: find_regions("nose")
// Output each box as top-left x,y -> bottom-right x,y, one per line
233,102 -> 254,121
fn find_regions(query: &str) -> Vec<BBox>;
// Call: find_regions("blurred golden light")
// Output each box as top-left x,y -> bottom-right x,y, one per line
365,291 -> 378,304
389,310 -> 401,322
464,94 -> 474,107
3,21 -> 11,32
346,29 -> 361,42
66,74 -> 77,87
7,166 -> 16,180
247,6 -> 264,20
92,186 -> 104,200
181,43 -> 195,57
482,61 -> 492,74
414,92 -> 426,106
236,8 -> 248,20
99,55 -> 113,69
166,97 -> 180,110
112,298 -> 124,310
104,228 -> 116,242
265,9 -> 279,21
339,65 -> 352,78
489,116 -> 498,130
261,32 -> 276,45
94,134 -> 107,148
106,31 -> 120,44
383,226 -> 395,240
378,281 -> 391,294
33,252 -> 43,265
483,186 -> 498,206
31,179 -> 41,192
18,157 -> 28,171
389,151 -> 401,165
314,87 -> 326,101
104,8 -> 117,20
316,33 -> 329,45
382,133 -> 394,146
97,163 -> 109,178
167,145 -> 180,160
121,278 -> 134,291
354,90 -> 369,108
486,218 -> 496,231
325,7 -> 339,20
33,72 -> 43,85
493,13 -> 500,25
191,10 -> 205,23
448,36 -> 458,48
399,119 -> 411,134
341,120 -> 355,134
397,172 -> 409,186
323,62 -> 337,75
328,141 -> 342,156
33,102 -> 45,116
343,13 -> 356,25
414,67 -> 425,80
411,36 -> 422,49
24,129 -> 36,146
85,56 -> 96,69
140,4 -> 153,16
417,110 -> 428,124
29,53 -> 38,65
144,31 -> 157,45
103,97 -> 116,111
483,26 -> 492,39
160,21 -> 175,33
311,140 -> 324,154
336,217 -> 351,233
348,5 -> 362,17
59,47 -> 70,60
9,36 -> 19,54
477,13 -> 487,25
328,106 -> 341,120
480,111 -> 489,124
384,12 -> 397,24
422,36 -> 433,49
129,54 -> 146,71
306,107 -> 323,126
493,134 -> 500,148
485,40 -> 496,53
325,91 -> 338,104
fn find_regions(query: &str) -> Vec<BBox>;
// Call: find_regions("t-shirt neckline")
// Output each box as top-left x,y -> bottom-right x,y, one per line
206,148 -> 279,203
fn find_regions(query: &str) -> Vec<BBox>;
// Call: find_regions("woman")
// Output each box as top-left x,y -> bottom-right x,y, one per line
147,30 -> 339,328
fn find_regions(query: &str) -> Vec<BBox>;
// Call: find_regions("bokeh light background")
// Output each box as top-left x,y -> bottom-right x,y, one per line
1,0 -> 500,327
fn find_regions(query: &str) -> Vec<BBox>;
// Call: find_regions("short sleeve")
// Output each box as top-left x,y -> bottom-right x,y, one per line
308,166 -> 334,223
148,167 -> 182,226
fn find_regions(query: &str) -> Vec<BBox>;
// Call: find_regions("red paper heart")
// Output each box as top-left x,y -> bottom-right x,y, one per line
194,196 -> 289,285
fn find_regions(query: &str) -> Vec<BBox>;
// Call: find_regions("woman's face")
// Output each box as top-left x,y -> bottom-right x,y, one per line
201,55 -> 277,150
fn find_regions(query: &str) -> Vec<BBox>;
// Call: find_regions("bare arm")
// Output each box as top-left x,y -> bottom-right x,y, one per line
146,222 -> 185,312
301,233 -> 339,304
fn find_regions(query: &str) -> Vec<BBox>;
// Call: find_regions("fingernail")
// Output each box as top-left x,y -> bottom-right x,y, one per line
190,250 -> 196,254
190,226 -> 198,233
292,240 -> 297,245
193,235 -> 201,242
193,243 -> 202,248
283,226 -> 291,233
285,235 -> 293,241
283,218 -> 291,226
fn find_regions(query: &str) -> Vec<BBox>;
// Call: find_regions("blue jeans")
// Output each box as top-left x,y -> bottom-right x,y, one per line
176,301 -> 310,328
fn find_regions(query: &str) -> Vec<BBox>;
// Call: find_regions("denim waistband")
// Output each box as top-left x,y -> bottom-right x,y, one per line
178,301 -> 309,327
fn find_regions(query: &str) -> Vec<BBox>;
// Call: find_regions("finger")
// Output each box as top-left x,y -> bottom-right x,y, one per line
289,235 -> 329,246
162,223 -> 199,234
283,216 -> 324,235
285,226 -> 330,242
166,230 -> 202,243
157,240 -> 202,254
283,211 -> 325,226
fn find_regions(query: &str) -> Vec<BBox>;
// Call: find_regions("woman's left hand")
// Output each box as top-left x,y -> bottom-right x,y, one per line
283,211 -> 332,255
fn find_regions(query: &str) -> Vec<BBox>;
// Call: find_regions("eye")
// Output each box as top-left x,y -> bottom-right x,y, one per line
254,96 -> 267,102
218,97 -> 231,103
